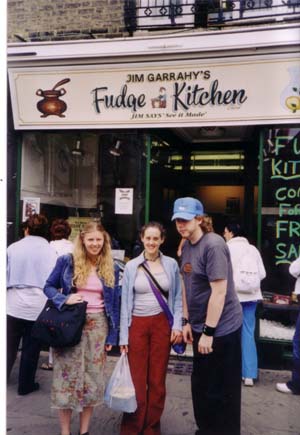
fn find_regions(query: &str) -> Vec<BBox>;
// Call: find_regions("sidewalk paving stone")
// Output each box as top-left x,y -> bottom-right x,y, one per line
7,352 -> 300,435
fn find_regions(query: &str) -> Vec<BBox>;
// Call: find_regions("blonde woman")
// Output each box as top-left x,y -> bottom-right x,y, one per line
44,221 -> 121,435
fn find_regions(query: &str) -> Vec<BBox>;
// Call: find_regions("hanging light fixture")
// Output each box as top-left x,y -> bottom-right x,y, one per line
109,140 -> 123,157
71,137 -> 84,157
199,127 -> 226,138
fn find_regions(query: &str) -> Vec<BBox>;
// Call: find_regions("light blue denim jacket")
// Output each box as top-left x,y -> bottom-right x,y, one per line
44,254 -> 121,345
119,252 -> 183,345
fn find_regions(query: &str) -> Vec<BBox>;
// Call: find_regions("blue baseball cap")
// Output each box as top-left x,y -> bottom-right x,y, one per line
171,197 -> 204,221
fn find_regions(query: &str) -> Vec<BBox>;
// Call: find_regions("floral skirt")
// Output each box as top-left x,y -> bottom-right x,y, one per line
51,312 -> 108,412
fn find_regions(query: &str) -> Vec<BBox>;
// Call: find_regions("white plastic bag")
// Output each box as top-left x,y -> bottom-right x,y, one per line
104,352 -> 137,413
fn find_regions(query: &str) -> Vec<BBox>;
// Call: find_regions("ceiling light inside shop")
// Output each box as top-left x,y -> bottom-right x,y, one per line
190,165 -> 244,171
72,139 -> 84,157
190,150 -> 244,172
199,127 -> 226,138
192,153 -> 244,161
109,140 -> 123,157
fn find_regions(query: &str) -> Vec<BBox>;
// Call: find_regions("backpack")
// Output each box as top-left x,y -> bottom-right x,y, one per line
233,247 -> 260,294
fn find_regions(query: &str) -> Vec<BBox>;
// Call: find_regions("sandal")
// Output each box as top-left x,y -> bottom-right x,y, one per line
40,362 -> 53,371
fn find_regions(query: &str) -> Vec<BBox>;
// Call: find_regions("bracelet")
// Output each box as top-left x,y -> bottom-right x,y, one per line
182,317 -> 190,326
202,324 -> 216,337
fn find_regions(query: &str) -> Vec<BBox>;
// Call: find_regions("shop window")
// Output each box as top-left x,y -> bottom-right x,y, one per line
260,126 -> 300,295
21,132 -> 99,210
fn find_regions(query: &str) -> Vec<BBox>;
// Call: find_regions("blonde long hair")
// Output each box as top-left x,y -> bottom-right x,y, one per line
72,221 -> 115,288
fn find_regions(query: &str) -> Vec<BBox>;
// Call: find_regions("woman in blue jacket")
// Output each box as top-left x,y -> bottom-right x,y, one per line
119,221 -> 183,435
44,220 -> 121,435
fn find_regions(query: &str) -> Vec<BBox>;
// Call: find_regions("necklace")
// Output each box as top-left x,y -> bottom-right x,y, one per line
144,252 -> 160,262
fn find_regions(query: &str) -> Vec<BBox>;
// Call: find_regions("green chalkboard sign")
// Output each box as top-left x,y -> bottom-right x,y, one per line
261,127 -> 300,295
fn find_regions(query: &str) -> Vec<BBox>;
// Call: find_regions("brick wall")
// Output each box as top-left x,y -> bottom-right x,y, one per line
7,0 -> 128,42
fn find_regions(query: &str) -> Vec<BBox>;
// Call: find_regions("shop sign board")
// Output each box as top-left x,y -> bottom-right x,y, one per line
8,57 -> 300,129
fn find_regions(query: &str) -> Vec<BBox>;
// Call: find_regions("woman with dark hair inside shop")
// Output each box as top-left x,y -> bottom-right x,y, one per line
49,218 -> 74,257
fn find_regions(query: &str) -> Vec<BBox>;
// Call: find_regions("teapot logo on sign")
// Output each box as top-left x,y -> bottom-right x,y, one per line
36,78 -> 71,118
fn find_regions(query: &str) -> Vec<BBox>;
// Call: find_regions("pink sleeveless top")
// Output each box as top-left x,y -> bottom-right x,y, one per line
77,271 -> 104,314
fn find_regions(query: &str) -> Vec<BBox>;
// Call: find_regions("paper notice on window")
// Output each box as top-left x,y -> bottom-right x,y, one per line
115,188 -> 133,215
22,197 -> 40,222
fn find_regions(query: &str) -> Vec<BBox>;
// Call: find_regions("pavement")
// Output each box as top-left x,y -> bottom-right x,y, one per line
6,351 -> 300,435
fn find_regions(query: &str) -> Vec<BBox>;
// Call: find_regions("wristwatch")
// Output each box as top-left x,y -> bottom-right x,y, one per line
202,324 -> 216,337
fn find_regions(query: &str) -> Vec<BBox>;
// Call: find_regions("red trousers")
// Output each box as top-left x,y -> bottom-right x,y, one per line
121,312 -> 171,435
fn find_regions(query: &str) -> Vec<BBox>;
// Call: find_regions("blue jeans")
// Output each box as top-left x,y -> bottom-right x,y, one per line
287,310 -> 300,395
241,301 -> 258,379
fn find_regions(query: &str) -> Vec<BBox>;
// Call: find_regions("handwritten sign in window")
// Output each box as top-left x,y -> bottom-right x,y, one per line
262,127 -> 300,294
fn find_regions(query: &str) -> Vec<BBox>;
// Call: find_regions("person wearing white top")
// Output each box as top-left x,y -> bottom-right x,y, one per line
276,256 -> 300,395
224,223 -> 266,387
7,214 -> 57,395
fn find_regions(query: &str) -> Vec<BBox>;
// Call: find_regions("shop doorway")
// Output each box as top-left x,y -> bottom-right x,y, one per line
147,126 -> 260,257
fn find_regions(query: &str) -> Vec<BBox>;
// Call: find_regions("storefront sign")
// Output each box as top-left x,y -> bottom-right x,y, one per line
8,58 -> 300,129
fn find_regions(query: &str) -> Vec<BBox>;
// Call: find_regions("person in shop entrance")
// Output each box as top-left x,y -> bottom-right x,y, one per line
119,221 -> 183,435
44,220 -> 121,435
223,222 -> 266,387
276,255 -> 300,395
6,214 -> 57,395
172,197 -> 243,435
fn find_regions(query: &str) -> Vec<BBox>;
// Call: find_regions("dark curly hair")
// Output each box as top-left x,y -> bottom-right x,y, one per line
50,218 -> 72,241
25,214 -> 49,239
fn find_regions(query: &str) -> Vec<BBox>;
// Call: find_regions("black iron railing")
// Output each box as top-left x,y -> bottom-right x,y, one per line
124,0 -> 300,33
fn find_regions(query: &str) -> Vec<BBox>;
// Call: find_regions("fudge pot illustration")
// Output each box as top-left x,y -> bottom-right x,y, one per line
36,78 -> 71,117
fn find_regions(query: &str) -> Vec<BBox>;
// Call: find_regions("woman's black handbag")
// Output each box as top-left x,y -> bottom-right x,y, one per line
31,299 -> 88,348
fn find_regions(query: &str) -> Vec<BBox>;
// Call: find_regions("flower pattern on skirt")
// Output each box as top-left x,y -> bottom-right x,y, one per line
51,312 -> 108,412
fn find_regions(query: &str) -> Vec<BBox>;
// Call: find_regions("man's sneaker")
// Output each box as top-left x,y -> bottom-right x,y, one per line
244,378 -> 254,387
276,383 -> 292,394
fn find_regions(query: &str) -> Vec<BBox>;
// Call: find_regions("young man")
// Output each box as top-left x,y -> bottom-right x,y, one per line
172,197 -> 243,435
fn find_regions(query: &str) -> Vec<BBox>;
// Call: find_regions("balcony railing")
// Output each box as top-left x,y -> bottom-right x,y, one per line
124,0 -> 300,33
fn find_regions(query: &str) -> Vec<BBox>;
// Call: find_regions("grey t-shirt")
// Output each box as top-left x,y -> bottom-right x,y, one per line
180,232 -> 242,337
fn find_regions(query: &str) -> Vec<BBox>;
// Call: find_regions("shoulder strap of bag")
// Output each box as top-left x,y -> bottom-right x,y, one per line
69,253 -> 77,294
140,263 -> 173,328
140,263 -> 169,299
